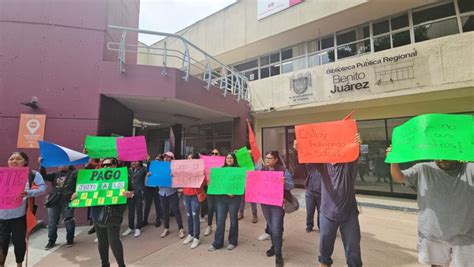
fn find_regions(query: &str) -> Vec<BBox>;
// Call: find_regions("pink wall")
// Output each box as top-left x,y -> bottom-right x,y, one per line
0,0 -> 140,223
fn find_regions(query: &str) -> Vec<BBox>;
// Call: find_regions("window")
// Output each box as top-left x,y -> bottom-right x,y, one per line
413,3 -> 456,25
373,20 -> 390,35
372,12 -> 411,53
391,14 -> 409,30
414,18 -> 459,42
461,16 -> 474,32
392,31 -> 411,48
458,0 -> 474,13
321,35 -> 334,50
336,24 -> 371,59
234,59 -> 258,72
374,35 -> 391,52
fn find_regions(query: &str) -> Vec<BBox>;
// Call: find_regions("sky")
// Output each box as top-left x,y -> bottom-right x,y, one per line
138,0 -> 237,45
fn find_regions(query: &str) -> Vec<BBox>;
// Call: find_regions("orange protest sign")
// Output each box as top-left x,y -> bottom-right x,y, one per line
17,114 -> 46,149
295,120 -> 359,163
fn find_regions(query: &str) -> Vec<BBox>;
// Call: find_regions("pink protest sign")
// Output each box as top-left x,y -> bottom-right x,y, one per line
116,136 -> 148,161
0,167 -> 29,209
200,155 -> 225,183
245,171 -> 284,207
171,159 -> 205,188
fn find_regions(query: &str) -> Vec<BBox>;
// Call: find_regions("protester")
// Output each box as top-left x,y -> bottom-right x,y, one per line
203,148 -> 220,236
158,152 -> 185,239
143,154 -> 162,227
208,153 -> 242,251
259,151 -> 294,267
294,133 -> 363,267
39,158 -> 78,249
72,157 -> 133,267
238,149 -> 259,223
388,148 -> 474,267
182,153 -> 204,249
0,152 -> 47,267
122,160 -> 146,238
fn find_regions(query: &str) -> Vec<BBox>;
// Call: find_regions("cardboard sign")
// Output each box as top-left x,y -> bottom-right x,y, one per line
39,141 -> 89,167
235,147 -> 255,171
84,136 -> 118,158
201,155 -> 225,183
171,159 -> 205,188
0,167 -> 29,209
116,136 -> 148,161
245,171 -> 284,207
386,114 -> 474,163
207,167 -> 246,195
17,114 -> 46,149
146,161 -> 172,187
69,167 -> 128,208
295,120 -> 359,163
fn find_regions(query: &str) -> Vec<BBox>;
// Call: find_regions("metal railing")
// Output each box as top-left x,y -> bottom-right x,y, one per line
106,25 -> 249,102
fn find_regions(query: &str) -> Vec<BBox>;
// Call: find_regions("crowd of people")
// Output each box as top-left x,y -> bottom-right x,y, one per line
1,130 -> 472,267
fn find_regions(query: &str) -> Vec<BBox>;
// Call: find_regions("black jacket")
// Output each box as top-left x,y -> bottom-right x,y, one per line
40,167 -> 78,203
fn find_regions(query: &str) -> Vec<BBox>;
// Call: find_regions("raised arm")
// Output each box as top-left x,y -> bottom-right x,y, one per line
386,146 -> 406,184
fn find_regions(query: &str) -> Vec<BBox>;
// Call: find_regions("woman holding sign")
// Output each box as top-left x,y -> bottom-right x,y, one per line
1,152 -> 47,267
182,153 -> 205,249
71,157 -> 134,267
261,151 -> 294,267
208,153 -> 242,252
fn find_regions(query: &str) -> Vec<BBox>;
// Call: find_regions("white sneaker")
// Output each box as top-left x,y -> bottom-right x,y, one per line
227,244 -> 236,250
190,238 -> 200,249
161,228 -> 170,238
257,233 -> 271,241
94,238 -> 98,243
199,217 -> 205,223
122,228 -> 133,236
183,234 -> 193,245
204,226 -> 212,236
179,229 -> 186,239
134,229 -> 141,237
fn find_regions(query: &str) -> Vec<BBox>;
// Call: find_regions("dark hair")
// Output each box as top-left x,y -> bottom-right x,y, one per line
10,151 -> 29,166
265,151 -> 284,171
131,160 -> 143,167
187,152 -> 200,159
102,157 -> 118,167
223,153 -> 239,167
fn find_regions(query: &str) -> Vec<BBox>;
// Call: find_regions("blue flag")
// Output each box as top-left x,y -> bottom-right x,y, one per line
39,141 -> 90,168
146,161 -> 172,187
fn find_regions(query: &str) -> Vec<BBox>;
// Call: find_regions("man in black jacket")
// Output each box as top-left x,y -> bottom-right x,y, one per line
39,159 -> 78,250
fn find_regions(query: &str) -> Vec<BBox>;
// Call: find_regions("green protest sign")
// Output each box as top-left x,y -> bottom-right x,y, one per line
385,114 -> 474,163
69,167 -> 128,208
235,147 -> 255,171
208,167 -> 246,195
84,136 -> 118,158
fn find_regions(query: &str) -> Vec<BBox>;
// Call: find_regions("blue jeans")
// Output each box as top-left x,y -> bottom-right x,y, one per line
183,195 -> 200,239
319,213 -> 362,267
239,197 -> 257,216
160,192 -> 183,229
212,195 -> 241,248
261,204 -> 285,256
127,191 -> 143,229
305,190 -> 321,230
47,201 -> 75,243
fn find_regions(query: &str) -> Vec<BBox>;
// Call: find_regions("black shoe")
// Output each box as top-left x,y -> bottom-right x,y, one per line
142,221 -> 149,227
44,242 -> 55,250
88,226 -> 96,235
275,254 -> 284,267
266,246 -> 275,257
305,228 -> 313,233
66,240 -> 74,248
155,220 -> 161,228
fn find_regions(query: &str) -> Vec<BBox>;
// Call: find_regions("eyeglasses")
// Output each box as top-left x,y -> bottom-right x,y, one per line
102,163 -> 113,168
211,152 -> 219,155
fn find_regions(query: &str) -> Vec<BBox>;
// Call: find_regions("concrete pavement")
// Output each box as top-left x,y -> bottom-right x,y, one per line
7,191 -> 422,267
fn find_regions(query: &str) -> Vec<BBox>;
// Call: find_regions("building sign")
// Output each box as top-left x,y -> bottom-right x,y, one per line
257,0 -> 304,20
325,49 -> 418,97
17,114 -> 46,149
288,72 -> 314,105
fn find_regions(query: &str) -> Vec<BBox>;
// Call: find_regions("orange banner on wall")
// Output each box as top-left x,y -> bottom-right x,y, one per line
295,120 -> 359,163
17,114 -> 46,149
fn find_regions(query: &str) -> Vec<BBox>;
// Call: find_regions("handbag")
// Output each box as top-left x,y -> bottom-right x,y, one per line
97,206 -> 124,227
283,190 -> 299,214
197,191 -> 207,202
